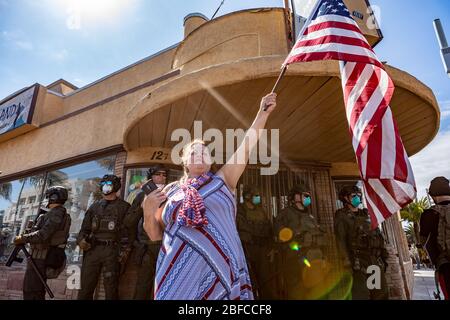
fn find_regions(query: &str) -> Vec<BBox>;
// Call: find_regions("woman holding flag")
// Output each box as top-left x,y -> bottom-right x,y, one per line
141,93 -> 277,300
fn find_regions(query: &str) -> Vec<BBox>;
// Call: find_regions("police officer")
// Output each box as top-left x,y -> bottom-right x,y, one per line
123,165 -> 167,299
77,175 -> 130,300
420,176 -> 450,300
14,186 -> 71,300
236,186 -> 274,299
334,185 -> 389,300
273,184 -> 329,299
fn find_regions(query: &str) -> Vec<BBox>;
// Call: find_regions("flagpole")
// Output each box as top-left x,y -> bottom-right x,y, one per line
264,0 -> 322,111
272,65 -> 287,93
263,65 -> 287,111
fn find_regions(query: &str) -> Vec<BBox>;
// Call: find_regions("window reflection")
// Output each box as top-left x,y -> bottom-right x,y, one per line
124,167 -> 183,204
0,155 -> 116,264
0,174 -> 45,261
45,156 -> 116,264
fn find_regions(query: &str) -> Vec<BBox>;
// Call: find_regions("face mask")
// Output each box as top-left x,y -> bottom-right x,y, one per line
351,195 -> 362,208
252,196 -> 261,205
303,196 -> 312,208
102,184 -> 114,195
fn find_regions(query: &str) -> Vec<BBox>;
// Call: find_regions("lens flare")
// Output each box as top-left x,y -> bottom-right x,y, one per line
303,258 -> 311,268
279,227 -> 293,242
289,241 -> 300,251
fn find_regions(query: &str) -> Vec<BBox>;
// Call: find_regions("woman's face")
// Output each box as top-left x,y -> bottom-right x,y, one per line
185,143 -> 212,175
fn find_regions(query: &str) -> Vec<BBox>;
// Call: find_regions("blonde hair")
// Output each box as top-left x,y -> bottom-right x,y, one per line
180,139 -> 207,183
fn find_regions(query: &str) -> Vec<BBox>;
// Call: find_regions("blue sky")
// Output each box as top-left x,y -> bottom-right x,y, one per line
0,0 -> 449,197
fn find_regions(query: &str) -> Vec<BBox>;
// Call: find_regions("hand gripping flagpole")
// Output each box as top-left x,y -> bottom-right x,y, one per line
263,65 -> 288,111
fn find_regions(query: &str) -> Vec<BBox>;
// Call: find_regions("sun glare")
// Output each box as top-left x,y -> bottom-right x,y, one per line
62,0 -> 131,20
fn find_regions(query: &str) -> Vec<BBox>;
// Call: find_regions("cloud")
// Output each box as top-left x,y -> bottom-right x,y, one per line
410,127 -> 450,198
50,49 -> 69,61
1,30 -> 13,41
66,8 -> 82,30
1,30 -> 34,51
440,100 -> 450,119
14,41 -> 33,51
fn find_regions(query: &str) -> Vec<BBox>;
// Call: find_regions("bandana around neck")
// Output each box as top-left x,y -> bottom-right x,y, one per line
177,172 -> 214,227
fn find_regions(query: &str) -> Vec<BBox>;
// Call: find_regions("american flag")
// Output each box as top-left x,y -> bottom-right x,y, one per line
284,0 -> 416,228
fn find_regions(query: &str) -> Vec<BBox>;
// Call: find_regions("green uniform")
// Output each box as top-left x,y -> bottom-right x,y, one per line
123,191 -> 162,300
334,207 -> 389,300
77,198 -> 130,300
22,206 -> 70,300
273,205 -> 329,299
236,203 -> 275,299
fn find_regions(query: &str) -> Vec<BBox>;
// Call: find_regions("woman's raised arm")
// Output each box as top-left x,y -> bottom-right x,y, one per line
218,93 -> 277,191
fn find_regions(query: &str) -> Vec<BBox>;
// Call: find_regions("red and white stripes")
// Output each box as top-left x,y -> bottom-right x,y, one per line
284,1 -> 416,227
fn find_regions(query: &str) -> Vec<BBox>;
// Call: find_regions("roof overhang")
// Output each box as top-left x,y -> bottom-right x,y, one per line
123,55 -> 439,164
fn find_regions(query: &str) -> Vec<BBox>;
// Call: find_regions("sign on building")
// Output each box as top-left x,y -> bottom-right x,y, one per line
290,0 -> 383,47
0,84 -> 40,142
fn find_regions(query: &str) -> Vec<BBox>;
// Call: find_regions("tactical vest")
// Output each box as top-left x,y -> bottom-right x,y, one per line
353,210 -> 385,269
30,206 -> 71,259
297,212 -> 328,248
90,199 -> 125,241
50,213 -> 71,247
238,204 -> 271,244
337,208 -> 386,270
432,204 -> 450,256
277,206 -> 302,235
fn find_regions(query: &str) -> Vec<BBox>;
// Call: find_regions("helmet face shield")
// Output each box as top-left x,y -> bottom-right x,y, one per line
45,186 -> 68,205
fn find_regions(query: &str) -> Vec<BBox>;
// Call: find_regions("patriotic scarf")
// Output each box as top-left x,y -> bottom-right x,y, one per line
177,171 -> 214,227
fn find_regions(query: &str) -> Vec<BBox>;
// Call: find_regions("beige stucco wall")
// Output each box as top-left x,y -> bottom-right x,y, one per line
173,9 -> 290,74
0,41 -> 179,179
38,91 -> 64,124
61,46 -> 177,116
0,88 -> 156,178
184,14 -> 209,38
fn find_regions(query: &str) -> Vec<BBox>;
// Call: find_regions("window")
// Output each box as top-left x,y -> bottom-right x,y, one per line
45,155 -> 116,264
19,208 -> 26,219
0,155 -> 116,262
28,196 -> 36,204
123,166 -> 183,204
0,173 -> 46,259
0,211 -> 4,229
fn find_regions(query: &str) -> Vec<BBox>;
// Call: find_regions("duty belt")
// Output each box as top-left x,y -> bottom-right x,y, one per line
94,239 -> 118,246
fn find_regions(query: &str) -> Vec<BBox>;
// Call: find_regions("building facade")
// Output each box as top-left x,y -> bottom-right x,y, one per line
0,3 -> 440,300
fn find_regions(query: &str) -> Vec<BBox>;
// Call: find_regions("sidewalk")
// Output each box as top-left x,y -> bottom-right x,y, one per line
412,268 -> 442,300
